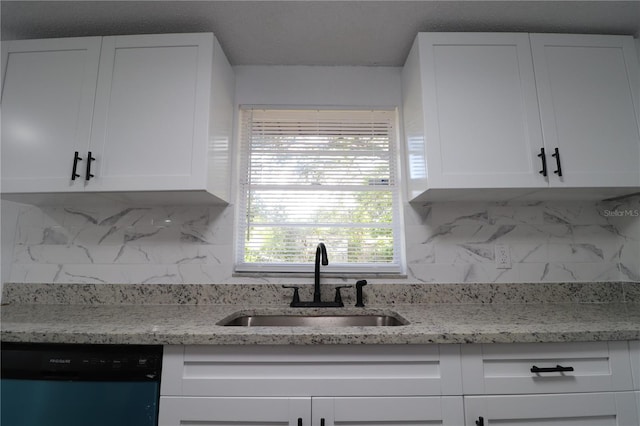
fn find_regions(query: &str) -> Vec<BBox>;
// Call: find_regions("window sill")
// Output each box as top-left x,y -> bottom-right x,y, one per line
232,271 -> 408,280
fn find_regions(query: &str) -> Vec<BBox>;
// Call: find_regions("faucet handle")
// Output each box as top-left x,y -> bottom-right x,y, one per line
334,285 -> 352,304
355,280 -> 368,307
282,285 -> 301,305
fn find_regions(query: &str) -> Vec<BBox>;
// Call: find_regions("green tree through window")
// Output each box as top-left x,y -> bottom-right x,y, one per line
237,109 -> 401,273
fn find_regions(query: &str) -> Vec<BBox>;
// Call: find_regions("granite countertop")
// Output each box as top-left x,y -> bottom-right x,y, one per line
2,302 -> 640,345
1,284 -> 640,345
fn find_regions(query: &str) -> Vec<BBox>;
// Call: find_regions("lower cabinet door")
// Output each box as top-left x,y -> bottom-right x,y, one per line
158,396 -> 311,426
312,396 -> 464,426
464,392 -> 639,426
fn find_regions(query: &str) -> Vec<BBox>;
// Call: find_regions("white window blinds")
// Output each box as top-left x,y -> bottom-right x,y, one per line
237,108 -> 401,273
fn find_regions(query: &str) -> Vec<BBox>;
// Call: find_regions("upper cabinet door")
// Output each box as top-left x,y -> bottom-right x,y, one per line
418,33 -> 545,190
1,37 -> 101,193
88,33 -> 213,192
531,34 -> 640,188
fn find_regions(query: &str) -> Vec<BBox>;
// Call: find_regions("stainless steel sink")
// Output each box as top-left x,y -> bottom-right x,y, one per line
219,314 -> 407,327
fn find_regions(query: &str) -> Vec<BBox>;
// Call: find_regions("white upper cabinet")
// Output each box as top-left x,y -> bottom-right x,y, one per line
1,33 -> 234,204
403,32 -> 640,202
89,33 -> 231,197
530,34 -> 640,188
1,37 -> 101,193
403,33 -> 544,200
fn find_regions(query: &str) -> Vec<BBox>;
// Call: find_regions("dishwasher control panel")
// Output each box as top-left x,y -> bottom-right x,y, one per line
1,343 -> 162,381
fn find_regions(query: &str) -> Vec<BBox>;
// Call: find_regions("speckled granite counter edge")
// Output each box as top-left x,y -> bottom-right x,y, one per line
2,303 -> 639,345
3,281 -> 639,305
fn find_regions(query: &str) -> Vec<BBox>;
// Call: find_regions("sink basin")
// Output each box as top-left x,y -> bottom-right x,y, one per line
219,314 -> 407,327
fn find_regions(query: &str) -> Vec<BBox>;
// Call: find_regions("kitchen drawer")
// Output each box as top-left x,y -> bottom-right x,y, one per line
461,341 -> 634,395
161,344 -> 462,397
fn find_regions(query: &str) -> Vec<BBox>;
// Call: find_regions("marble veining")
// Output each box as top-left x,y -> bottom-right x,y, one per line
4,197 -> 639,285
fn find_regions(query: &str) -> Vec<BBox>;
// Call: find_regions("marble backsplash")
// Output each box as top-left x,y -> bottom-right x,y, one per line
3,196 -> 639,285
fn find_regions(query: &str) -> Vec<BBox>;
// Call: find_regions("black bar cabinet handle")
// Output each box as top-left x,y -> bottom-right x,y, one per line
85,151 -> 96,181
475,416 -> 484,426
531,365 -> 574,373
537,147 -> 547,177
552,147 -> 562,177
71,151 -> 82,180
320,419 -> 325,426
297,418 -> 302,426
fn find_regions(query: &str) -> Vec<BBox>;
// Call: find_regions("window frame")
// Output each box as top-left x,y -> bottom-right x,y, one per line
234,106 -> 404,275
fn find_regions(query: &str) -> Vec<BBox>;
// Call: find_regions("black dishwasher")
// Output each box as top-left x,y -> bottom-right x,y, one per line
1,343 -> 162,426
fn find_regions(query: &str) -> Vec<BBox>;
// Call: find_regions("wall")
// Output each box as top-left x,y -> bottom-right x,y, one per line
234,66 -> 402,107
1,201 -> 22,294
2,66 -> 639,285
405,198 -> 639,283
4,198 -> 638,284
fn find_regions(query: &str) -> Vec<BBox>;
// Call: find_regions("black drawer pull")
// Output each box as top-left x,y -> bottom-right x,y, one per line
552,147 -> 562,177
537,147 -> 547,177
531,365 -> 574,373
320,419 -> 325,426
71,151 -> 82,180
475,416 -> 484,426
298,418 -> 302,426
85,151 -> 96,181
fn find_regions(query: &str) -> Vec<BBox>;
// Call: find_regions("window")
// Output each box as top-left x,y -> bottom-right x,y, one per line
236,108 -> 402,273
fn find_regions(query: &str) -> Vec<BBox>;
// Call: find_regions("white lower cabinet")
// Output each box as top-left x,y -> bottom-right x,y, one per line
462,341 -> 639,426
158,396 -> 464,426
460,341 -> 634,394
159,396 -> 311,425
313,396 -> 464,426
158,344 -> 463,426
158,342 -> 639,426
631,341 -> 640,423
464,392 -> 639,426
630,341 -> 640,391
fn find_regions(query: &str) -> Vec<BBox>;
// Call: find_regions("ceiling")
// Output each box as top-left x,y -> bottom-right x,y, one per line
2,1 -> 640,66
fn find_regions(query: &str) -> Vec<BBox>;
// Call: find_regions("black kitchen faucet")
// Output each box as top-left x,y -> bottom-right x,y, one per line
283,243 -> 351,307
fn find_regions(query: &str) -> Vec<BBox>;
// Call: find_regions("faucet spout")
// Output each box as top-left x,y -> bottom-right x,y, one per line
314,242 -> 328,302
284,242 -> 347,307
